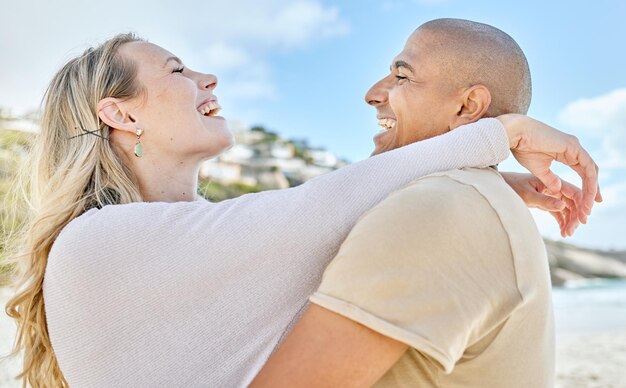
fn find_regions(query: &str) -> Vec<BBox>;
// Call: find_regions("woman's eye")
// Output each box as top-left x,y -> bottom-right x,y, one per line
173,67 -> 184,74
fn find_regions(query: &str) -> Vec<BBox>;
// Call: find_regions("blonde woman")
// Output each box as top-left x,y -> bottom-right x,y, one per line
4,33 -> 598,387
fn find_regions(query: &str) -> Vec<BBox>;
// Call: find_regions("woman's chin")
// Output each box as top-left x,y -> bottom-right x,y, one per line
200,130 -> 234,160
202,116 -> 230,132
221,132 -> 235,152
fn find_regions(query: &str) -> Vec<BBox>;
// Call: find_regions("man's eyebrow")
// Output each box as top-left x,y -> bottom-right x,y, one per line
163,56 -> 183,67
391,60 -> 415,73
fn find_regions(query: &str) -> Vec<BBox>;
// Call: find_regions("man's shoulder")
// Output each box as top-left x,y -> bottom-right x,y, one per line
374,167 -> 532,225
402,167 -> 517,203
350,166 -> 546,265
345,168 -> 507,248
356,167 -> 548,291
365,167 -> 511,221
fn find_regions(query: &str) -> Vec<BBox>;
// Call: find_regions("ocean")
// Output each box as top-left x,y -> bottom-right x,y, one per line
553,279 -> 626,335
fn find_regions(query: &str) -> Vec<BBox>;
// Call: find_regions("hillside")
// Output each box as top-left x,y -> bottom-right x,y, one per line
1,124 -> 624,287
545,239 -> 626,286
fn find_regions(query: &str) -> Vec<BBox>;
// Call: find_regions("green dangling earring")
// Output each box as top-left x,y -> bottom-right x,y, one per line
134,128 -> 143,158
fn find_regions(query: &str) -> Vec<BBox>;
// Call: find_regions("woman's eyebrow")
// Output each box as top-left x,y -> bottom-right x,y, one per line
163,56 -> 183,67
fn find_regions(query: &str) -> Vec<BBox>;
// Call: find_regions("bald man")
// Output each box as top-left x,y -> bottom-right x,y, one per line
253,18 -> 557,387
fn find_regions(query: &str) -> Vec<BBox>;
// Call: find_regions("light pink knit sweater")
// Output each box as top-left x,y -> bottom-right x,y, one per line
43,118 -> 509,387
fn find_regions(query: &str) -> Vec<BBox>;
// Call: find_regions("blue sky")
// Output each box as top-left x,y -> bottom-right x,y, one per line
1,0 -> 625,248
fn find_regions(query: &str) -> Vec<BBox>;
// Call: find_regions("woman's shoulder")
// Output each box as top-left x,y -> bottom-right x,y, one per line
45,199 -> 214,290
50,200 -> 212,260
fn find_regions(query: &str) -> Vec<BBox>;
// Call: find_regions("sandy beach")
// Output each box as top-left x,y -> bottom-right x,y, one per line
556,331 -> 626,388
1,286 -> 625,387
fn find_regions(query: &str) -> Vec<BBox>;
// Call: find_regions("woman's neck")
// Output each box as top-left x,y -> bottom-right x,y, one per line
132,158 -> 201,203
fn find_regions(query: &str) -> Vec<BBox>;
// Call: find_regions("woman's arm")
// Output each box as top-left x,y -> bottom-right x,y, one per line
211,118 -> 511,253
498,114 -> 601,222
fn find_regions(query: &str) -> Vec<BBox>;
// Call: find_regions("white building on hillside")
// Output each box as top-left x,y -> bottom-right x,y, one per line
307,149 -> 337,168
0,118 -> 40,133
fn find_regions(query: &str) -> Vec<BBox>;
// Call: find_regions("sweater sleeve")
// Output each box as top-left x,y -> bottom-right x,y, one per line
215,117 -> 509,243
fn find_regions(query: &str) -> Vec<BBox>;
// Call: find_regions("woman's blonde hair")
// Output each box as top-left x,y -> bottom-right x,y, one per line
3,32 -> 145,387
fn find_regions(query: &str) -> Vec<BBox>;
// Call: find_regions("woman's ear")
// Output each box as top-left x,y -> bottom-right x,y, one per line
450,85 -> 492,128
97,97 -> 137,134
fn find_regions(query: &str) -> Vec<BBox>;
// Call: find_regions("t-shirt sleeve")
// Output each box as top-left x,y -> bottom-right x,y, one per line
309,175 -> 523,373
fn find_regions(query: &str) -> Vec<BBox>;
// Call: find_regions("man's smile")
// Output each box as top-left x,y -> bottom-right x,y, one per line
377,117 -> 397,132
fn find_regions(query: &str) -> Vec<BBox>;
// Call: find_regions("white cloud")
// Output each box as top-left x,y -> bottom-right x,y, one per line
550,90 -> 626,249
529,178 -> 626,250
172,0 -> 349,51
531,202 -> 626,250
224,63 -> 277,101
596,181 -> 626,209
234,0 -> 349,49
0,0 -> 349,112
558,88 -> 626,168
558,89 -> 626,130
183,1 -> 348,101
201,43 -> 251,71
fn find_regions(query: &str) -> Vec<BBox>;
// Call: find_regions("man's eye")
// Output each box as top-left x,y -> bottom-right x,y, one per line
395,75 -> 407,82
173,67 -> 184,73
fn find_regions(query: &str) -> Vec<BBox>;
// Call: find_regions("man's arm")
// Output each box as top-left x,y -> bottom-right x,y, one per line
250,304 -> 408,388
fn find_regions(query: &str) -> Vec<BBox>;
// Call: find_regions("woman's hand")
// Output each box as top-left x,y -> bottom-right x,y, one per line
501,172 -> 582,237
496,114 -> 602,224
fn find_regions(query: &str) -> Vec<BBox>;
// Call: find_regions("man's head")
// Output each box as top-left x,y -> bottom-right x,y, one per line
367,18 -> 531,155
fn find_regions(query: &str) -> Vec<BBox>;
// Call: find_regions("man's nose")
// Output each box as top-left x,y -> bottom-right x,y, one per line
364,78 -> 389,106
199,74 -> 218,90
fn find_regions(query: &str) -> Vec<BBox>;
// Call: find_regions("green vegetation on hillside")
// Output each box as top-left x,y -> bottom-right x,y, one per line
198,179 -> 261,202
251,125 -> 279,143
0,129 -> 33,284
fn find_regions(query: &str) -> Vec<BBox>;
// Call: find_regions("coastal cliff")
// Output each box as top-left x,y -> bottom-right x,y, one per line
545,239 -> 626,286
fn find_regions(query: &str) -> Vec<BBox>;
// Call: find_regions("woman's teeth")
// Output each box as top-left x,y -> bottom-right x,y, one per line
198,101 -> 222,116
377,118 -> 396,132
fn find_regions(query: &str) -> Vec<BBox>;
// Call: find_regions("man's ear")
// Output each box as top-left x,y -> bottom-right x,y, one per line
451,85 -> 492,128
97,97 -> 137,134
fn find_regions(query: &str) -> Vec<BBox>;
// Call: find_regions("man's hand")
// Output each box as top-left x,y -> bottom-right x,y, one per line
501,172 -> 582,237
497,114 -> 602,224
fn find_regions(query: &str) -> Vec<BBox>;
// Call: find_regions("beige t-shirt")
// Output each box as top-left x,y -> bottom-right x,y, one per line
309,167 -> 555,387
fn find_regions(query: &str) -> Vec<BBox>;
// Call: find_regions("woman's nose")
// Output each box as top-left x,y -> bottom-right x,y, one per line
199,74 -> 218,90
